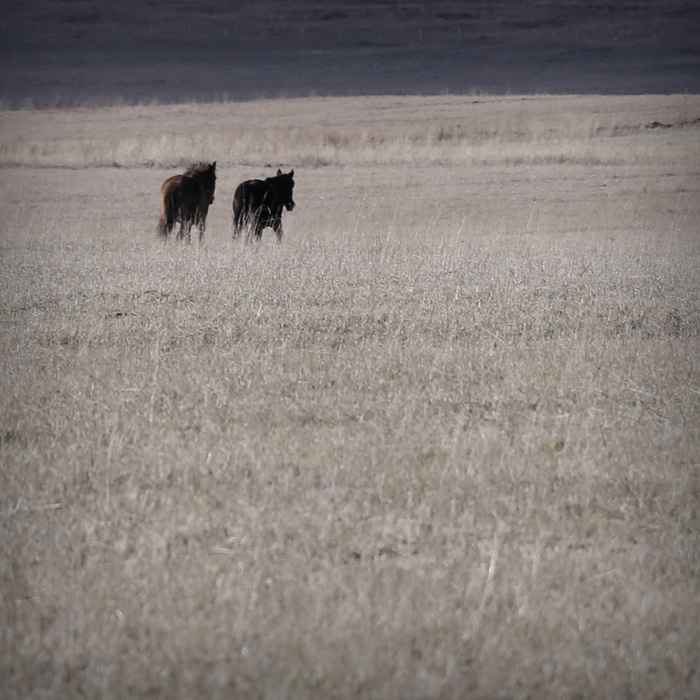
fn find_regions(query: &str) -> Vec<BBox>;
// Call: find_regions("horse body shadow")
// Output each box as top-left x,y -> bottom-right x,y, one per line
232,169 -> 295,242
157,162 -> 216,243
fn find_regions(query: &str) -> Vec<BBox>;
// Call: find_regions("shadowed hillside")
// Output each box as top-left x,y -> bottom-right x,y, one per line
1,0 -> 698,105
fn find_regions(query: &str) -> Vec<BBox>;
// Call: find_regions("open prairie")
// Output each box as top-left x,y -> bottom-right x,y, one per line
1,94 -> 699,698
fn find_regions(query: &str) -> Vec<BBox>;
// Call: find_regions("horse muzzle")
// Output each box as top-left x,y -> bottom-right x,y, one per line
286,201 -> 295,211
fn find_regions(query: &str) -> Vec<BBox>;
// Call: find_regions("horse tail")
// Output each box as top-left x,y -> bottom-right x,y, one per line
157,184 -> 178,239
195,188 -> 210,243
232,183 -> 246,237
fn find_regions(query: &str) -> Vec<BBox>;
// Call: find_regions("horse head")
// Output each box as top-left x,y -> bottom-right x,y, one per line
274,169 -> 295,211
186,161 -> 217,204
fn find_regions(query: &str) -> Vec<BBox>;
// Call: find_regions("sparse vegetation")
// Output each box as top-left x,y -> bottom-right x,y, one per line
1,94 -> 698,169
1,95 -> 699,699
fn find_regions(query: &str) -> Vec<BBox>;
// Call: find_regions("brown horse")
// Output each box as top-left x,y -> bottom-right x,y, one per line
157,161 -> 217,243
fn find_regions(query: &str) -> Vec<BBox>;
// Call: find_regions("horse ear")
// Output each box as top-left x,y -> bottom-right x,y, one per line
277,169 -> 282,176
289,169 -> 294,177
212,161 -> 216,168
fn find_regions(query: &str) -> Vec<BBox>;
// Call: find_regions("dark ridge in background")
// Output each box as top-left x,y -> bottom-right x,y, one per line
1,0 -> 698,107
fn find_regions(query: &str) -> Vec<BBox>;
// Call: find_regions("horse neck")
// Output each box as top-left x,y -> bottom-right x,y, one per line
266,176 -> 287,196
195,170 -> 215,195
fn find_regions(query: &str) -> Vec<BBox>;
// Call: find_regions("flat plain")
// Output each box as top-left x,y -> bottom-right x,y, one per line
1,94 -> 699,698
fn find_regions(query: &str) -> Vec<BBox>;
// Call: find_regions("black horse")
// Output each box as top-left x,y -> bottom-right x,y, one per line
232,169 -> 295,242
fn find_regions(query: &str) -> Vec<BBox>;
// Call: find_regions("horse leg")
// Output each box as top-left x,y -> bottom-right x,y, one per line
179,218 -> 192,244
232,207 -> 245,239
254,219 -> 265,241
196,200 -> 208,244
245,213 -> 261,243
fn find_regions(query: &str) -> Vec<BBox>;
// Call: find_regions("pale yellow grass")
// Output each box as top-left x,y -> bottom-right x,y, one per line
1,94 -> 699,168
0,95 -> 699,699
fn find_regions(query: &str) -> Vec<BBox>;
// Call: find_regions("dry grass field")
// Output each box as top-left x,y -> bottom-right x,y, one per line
1,94 -> 699,698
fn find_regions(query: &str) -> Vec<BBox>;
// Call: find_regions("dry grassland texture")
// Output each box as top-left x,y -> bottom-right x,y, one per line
1,95 -> 699,699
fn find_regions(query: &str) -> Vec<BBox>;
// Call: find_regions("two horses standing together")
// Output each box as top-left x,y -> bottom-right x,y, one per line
157,162 -> 295,243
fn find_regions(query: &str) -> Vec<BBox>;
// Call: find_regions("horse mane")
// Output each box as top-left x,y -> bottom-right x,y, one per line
183,161 -> 216,197
184,162 -> 214,176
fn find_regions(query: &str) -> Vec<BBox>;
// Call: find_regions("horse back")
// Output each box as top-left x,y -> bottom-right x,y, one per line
234,179 -> 268,214
160,174 -> 181,199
